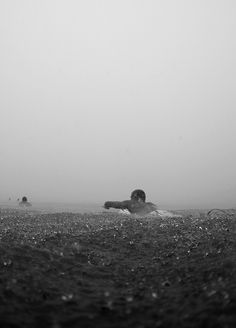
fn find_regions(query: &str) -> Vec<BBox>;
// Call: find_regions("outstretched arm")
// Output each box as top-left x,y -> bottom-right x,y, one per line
104,201 -> 130,211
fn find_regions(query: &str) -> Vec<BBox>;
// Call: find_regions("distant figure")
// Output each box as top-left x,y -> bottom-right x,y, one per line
104,189 -> 157,215
19,196 -> 32,207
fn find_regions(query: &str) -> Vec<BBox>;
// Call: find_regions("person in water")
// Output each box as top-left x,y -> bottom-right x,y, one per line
19,196 -> 32,207
104,189 -> 157,215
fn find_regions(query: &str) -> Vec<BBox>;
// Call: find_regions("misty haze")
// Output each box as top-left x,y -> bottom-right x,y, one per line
1,0 -> 235,210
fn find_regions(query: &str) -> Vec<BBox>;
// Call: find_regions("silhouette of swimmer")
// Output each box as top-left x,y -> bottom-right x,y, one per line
19,196 -> 32,207
104,189 -> 157,215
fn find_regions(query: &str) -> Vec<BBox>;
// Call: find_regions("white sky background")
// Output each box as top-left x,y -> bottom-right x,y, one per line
0,0 -> 236,208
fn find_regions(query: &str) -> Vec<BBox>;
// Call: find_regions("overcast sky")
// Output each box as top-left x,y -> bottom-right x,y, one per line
1,0 -> 236,208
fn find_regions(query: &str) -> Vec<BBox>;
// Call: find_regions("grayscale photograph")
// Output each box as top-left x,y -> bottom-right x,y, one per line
0,1 -> 235,327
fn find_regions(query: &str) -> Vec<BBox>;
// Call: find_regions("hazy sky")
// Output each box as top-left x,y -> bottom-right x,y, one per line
1,0 -> 236,208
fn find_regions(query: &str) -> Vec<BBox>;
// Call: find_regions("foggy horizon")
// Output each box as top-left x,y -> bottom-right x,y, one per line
1,1 -> 236,210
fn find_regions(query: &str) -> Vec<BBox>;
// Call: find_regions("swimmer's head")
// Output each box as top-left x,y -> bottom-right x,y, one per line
130,189 -> 146,202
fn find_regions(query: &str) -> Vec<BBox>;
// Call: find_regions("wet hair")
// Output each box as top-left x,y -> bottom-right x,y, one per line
130,189 -> 146,202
